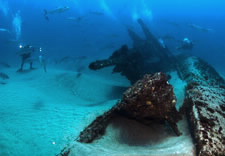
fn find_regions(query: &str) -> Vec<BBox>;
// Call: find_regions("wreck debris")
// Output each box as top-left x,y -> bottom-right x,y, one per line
180,57 -> 225,156
58,18 -> 225,156
89,19 -> 176,84
89,45 -> 144,83
77,72 -> 182,143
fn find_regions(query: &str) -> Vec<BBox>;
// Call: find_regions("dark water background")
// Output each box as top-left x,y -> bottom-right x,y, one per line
0,0 -> 225,71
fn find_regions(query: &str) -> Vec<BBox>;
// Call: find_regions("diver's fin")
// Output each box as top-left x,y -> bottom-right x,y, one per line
44,9 -> 48,15
43,9 -> 49,21
43,63 -> 47,73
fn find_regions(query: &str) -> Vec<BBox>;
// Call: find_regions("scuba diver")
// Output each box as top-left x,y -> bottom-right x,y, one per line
17,45 -> 37,72
176,38 -> 194,50
17,45 -> 47,72
38,48 -> 47,73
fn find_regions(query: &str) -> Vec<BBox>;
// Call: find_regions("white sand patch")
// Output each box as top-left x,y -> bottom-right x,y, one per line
0,68 -> 121,156
69,117 -> 195,156
169,71 -> 187,111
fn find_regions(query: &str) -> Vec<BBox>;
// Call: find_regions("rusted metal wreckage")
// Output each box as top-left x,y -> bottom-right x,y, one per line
58,19 -> 225,156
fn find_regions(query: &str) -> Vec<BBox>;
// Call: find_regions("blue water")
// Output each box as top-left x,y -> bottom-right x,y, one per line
1,0 -> 225,65
0,0 -> 225,155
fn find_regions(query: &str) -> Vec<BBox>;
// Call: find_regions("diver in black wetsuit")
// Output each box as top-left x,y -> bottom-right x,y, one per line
38,51 -> 47,73
176,38 -> 194,50
17,45 -> 36,72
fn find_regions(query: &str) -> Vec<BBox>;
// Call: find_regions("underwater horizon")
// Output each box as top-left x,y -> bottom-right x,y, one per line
0,0 -> 225,156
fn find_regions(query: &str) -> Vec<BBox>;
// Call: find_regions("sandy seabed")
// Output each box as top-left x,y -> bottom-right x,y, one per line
0,67 -> 195,156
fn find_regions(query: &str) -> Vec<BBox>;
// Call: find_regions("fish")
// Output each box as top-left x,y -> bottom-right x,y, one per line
76,66 -> 85,73
0,62 -> 11,68
89,11 -> 104,16
188,24 -> 214,32
55,56 -> 72,64
5,39 -> 22,45
55,56 -> 87,64
0,81 -> 7,85
76,72 -> 82,78
84,100 -> 108,107
100,43 -> 116,51
33,100 -> 45,110
66,17 -> 77,20
66,16 -> 84,22
6,39 -> 19,43
161,34 -> 176,41
0,28 -> 9,33
76,56 -> 87,60
44,6 -> 70,20
0,72 -> 9,80
44,6 -> 70,14
163,20 -> 179,27
107,34 -> 120,38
